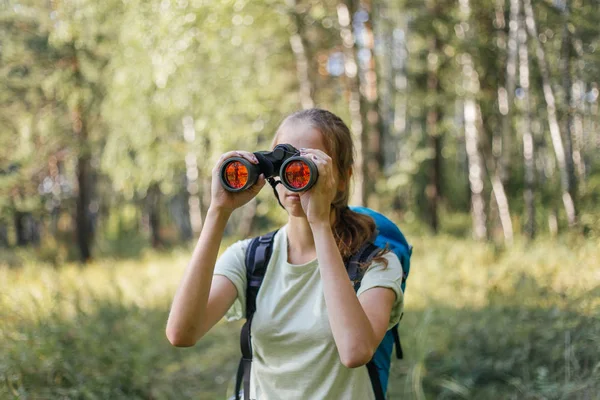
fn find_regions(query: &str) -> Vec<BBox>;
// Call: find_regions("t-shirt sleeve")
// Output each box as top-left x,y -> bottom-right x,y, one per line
213,238 -> 251,321
356,252 -> 404,330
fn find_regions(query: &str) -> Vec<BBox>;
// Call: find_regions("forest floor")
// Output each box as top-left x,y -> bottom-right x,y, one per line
1,235 -> 599,399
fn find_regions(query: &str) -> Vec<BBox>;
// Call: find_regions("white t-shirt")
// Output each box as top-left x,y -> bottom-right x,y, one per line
214,225 -> 404,400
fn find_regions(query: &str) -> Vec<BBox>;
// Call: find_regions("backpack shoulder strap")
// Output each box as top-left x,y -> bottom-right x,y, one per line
366,361 -> 386,400
347,238 -> 381,292
392,322 -> 403,359
244,230 -> 278,317
236,229 -> 278,400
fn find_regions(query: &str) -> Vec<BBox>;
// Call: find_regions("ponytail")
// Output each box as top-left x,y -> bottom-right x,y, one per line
332,206 -> 389,269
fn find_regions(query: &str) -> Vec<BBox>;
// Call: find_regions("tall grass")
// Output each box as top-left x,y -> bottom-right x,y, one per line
390,235 -> 600,400
1,236 -> 599,399
1,250 -> 241,399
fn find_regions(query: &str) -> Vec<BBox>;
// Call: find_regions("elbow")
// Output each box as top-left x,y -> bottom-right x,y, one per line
165,326 -> 198,348
168,337 -> 196,348
339,344 -> 375,369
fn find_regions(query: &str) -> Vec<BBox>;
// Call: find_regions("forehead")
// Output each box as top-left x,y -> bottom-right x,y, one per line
274,120 -> 328,152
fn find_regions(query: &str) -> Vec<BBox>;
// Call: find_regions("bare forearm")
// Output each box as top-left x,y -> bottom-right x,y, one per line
311,222 -> 377,367
166,207 -> 231,345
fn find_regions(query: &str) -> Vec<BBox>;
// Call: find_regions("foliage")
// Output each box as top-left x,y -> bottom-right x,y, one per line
1,237 -> 598,399
1,0 -> 600,254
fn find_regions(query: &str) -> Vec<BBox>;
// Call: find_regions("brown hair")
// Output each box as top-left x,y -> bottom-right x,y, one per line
273,108 -> 388,267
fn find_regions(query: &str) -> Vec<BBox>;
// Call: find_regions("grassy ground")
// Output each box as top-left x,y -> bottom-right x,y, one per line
1,235 -> 599,399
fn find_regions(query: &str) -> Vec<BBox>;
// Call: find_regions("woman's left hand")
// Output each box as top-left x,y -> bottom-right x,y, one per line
298,148 -> 337,225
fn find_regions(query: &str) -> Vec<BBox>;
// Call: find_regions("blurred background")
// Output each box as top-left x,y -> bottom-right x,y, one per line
1,0 -> 599,399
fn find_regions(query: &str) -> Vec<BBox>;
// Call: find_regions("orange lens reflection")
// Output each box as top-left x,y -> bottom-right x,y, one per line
224,161 -> 249,189
284,160 -> 311,189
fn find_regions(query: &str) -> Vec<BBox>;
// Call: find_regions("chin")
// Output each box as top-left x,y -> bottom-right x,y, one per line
284,203 -> 306,218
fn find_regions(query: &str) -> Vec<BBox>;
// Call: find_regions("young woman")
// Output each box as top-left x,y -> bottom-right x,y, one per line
166,108 -> 404,399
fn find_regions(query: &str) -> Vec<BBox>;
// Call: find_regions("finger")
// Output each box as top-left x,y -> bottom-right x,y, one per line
213,151 -> 241,174
236,150 -> 259,164
248,173 -> 266,194
311,154 -> 325,166
213,151 -> 260,177
255,173 -> 266,186
302,151 -> 329,167
300,148 -> 331,163
215,151 -> 242,167
299,148 -> 329,157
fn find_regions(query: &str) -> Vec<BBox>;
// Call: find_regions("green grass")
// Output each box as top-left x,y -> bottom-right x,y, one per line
1,236 -> 599,399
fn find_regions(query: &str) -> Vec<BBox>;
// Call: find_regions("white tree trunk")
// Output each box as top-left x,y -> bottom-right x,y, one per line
460,0 -> 486,240
518,11 -> 535,238
560,3 -> 578,223
355,0 -> 382,207
183,116 -> 203,235
572,38 -> 587,179
464,95 -> 487,240
592,83 -> 599,150
523,0 -> 576,226
497,0 -> 520,183
489,0 -> 515,243
491,174 -> 514,242
338,2 -> 366,206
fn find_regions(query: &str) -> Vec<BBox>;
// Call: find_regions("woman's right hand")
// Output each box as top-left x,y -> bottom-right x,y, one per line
209,150 -> 266,214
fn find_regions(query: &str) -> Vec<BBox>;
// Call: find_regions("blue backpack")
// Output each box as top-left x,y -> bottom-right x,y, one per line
234,207 -> 412,400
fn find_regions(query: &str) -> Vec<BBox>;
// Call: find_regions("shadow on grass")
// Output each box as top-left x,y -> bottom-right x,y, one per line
2,284 -> 599,399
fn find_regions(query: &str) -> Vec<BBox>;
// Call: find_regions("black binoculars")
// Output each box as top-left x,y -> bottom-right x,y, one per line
219,144 -> 319,192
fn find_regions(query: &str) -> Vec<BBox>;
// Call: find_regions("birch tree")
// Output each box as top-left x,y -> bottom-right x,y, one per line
523,0 -> 577,227
498,0 -> 520,184
183,115 -> 203,237
460,0 -> 486,240
353,0 -> 382,205
480,0 -> 515,242
571,38 -> 586,179
338,1 -> 366,206
560,1 -> 578,222
518,5 -> 535,238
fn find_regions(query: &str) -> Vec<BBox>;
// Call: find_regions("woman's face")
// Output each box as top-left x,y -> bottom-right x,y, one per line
273,120 -> 339,217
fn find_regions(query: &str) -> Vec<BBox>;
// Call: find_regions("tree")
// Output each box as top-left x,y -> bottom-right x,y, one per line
338,1 -> 367,206
523,0 -> 576,227
518,1 -> 536,238
288,0 -> 315,109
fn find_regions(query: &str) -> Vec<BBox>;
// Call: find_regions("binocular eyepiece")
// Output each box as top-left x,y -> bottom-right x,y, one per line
219,144 -> 318,192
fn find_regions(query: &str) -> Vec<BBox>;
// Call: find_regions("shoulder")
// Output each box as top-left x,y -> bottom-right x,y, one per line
366,251 -> 402,275
358,251 -> 403,295
214,238 -> 252,277
221,237 -> 253,259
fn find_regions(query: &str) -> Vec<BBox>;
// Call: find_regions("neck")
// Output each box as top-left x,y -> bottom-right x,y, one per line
286,209 -> 337,253
286,215 -> 316,252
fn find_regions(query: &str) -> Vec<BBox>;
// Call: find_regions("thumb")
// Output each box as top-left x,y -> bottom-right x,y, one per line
249,174 -> 266,195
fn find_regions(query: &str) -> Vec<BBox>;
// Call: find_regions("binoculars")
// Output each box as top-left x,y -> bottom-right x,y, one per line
219,144 -> 318,192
